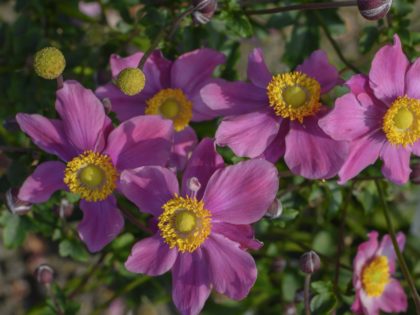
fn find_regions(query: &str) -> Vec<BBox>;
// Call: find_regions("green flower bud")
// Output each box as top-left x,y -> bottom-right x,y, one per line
116,68 -> 146,96
33,47 -> 66,80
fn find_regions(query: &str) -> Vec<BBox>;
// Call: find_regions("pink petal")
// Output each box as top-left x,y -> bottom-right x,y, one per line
56,80 -> 110,152
379,143 -> 411,185
319,92 -> 383,141
109,52 -> 143,78
351,289 -> 364,314
188,90 -> 220,121
104,115 -> 173,170
346,74 -> 371,95
247,48 -> 272,89
353,231 -> 379,278
377,232 -> 405,273
378,279 -> 408,313
413,140 -> 420,156
203,234 -> 257,300
172,249 -> 211,315
78,196 -> 124,252
258,121 -> 288,163
125,234 -> 178,276
16,113 -> 76,161
212,222 -> 262,250
119,166 -> 178,216
296,50 -> 343,94
369,35 -> 409,105
405,58 -> 420,99
338,130 -> 385,184
18,161 -> 66,203
170,48 -> 225,95
199,79 -> 266,116
168,126 -> 198,172
284,112 -> 348,179
359,290 -> 380,315
181,138 -> 224,199
203,159 -> 278,224
215,110 -> 280,158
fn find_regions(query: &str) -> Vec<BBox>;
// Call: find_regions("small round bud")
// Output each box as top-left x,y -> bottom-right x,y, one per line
116,67 -> 145,96
35,264 -> 55,285
284,303 -> 297,315
299,250 -> 321,274
33,47 -> 66,79
357,0 -> 392,21
411,162 -> 420,184
192,0 -> 218,24
6,188 -> 32,215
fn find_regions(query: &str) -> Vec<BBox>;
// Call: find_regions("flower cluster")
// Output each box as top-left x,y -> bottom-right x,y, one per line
15,35 -> 415,314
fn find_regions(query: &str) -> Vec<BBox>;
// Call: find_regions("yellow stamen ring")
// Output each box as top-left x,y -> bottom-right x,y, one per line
158,195 -> 211,253
145,88 -> 193,132
64,151 -> 118,202
383,96 -> 420,146
361,256 -> 390,297
267,71 -> 321,123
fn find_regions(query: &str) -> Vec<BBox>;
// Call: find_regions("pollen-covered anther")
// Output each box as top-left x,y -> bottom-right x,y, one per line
267,71 -> 321,123
145,88 -> 193,131
64,151 -> 118,202
33,47 -> 66,80
361,256 -> 390,297
383,96 -> 420,146
116,67 -> 146,96
158,195 -> 211,253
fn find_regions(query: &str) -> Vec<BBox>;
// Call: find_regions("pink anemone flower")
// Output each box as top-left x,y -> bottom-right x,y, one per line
201,48 -> 348,179
119,138 -> 279,315
319,35 -> 420,184
16,80 -> 173,252
352,231 -> 407,315
96,49 -> 226,171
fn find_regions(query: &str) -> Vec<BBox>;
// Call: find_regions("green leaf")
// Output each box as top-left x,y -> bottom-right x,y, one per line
2,212 -> 29,248
310,281 -> 338,315
59,239 -> 89,262
359,26 -> 380,54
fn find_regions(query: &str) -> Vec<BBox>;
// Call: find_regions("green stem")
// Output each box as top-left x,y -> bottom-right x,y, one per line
304,274 -> 312,315
375,180 -> 420,314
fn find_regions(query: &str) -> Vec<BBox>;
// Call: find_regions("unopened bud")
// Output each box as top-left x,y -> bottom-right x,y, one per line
57,198 -> 74,218
187,177 -> 201,193
265,198 -> 282,219
411,162 -> 420,184
192,0 -> 218,24
284,303 -> 297,315
6,188 -> 32,215
35,264 -> 55,285
357,0 -> 392,21
299,250 -> 321,274
102,98 -> 112,114
33,47 -> 66,79
116,67 -> 145,96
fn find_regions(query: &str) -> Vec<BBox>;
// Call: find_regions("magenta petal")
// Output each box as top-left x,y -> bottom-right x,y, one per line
338,130 -> 385,184
200,79 -> 266,116
379,143 -> 411,185
18,161 -> 66,203
119,166 -> 178,216
359,291 -> 380,315
203,159 -> 278,224
378,279 -> 408,313
125,234 -> 177,276
377,232 -> 405,273
351,290 -> 364,315
405,58 -> 420,99
346,74 -> 371,95
181,138 -> 224,199
56,80 -> 110,152
258,121 -> 289,163
319,93 -> 383,141
353,231 -> 379,277
169,126 -> 198,172
203,234 -> 257,300
212,222 -> 262,251
109,52 -> 143,78
104,115 -> 173,170
296,50 -> 343,94
285,113 -> 348,179
16,113 -> 76,161
172,249 -> 211,315
216,110 -> 280,158
78,196 -> 124,252
369,35 -> 409,105
247,48 -> 272,89
171,48 -> 225,95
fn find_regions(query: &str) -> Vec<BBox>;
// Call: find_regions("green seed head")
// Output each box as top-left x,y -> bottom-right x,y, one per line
116,68 -> 146,96
33,47 -> 66,80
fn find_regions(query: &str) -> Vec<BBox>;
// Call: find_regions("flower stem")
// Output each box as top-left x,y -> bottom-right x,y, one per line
138,5 -> 196,69
118,201 -> 152,234
244,0 -> 357,15
375,180 -> 420,314
304,274 -> 312,315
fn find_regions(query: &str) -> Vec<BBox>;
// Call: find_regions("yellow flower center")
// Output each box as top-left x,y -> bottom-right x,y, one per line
158,195 -> 211,253
267,71 -> 321,123
361,256 -> 390,297
145,88 -> 193,131
383,96 -> 420,146
64,151 -> 118,202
